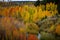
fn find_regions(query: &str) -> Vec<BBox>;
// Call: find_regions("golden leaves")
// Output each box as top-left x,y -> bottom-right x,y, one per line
0,3 -> 58,22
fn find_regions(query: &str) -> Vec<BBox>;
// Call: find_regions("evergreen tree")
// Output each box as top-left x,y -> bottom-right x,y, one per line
34,0 -> 40,7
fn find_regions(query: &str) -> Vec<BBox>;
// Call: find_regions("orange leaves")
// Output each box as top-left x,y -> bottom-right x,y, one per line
0,6 -> 20,17
9,7 -> 18,17
55,24 -> 60,35
9,7 -> 15,13
44,11 -> 52,17
19,7 -> 23,13
27,34 -> 38,40
2,8 -> 9,16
